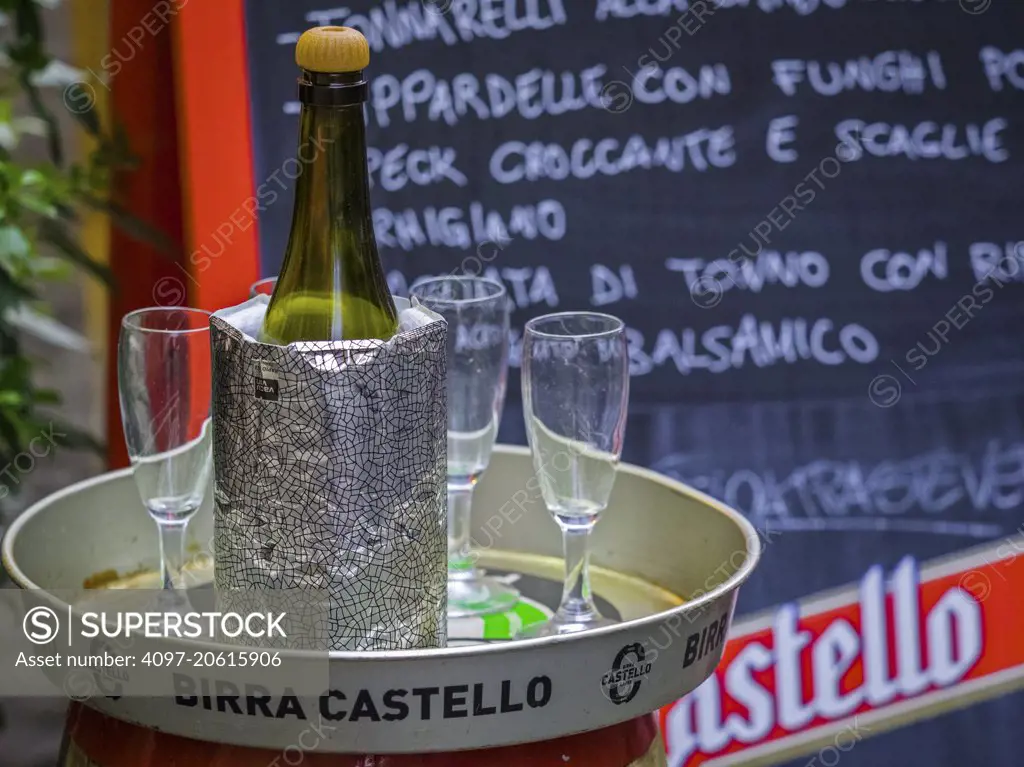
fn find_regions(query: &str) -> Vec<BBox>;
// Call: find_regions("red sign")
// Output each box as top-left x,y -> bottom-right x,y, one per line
661,536 -> 1024,766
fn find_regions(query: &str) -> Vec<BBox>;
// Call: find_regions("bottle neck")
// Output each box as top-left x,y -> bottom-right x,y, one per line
263,66 -> 397,344
291,95 -> 373,236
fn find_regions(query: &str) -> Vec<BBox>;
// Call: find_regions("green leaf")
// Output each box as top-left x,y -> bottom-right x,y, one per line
0,353 -> 31,383
13,169 -> 62,217
0,0 -> 178,488
0,225 -> 29,257
16,194 -> 57,218
0,390 -> 22,406
0,408 -> 26,456
31,388 -> 60,405
25,254 -> 70,279
19,168 -> 44,186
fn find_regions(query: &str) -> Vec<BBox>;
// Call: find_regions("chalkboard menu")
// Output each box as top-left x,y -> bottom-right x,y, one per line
245,0 -> 1024,402
240,1 -> 1024,765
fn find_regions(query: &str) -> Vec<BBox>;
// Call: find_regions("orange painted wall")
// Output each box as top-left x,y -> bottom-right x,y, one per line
105,0 -> 259,468
172,0 -> 260,313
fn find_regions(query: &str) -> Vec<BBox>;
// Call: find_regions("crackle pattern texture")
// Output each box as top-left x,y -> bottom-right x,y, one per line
210,301 -> 447,651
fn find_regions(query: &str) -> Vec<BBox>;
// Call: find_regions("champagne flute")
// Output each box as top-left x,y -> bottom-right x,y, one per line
118,307 -> 213,591
517,312 -> 629,637
409,276 -> 520,617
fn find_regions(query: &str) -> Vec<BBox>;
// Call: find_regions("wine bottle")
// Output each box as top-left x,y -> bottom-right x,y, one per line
260,26 -> 398,344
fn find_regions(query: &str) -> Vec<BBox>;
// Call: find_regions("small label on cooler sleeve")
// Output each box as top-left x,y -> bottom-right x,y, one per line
255,360 -> 280,401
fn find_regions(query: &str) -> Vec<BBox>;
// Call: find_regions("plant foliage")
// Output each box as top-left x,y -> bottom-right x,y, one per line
0,0 -> 165,493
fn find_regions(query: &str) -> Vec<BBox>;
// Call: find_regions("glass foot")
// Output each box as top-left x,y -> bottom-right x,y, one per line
447,572 -> 521,618
517,610 -> 617,638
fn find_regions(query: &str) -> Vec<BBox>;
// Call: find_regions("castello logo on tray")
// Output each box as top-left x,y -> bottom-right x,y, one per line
602,642 -> 653,705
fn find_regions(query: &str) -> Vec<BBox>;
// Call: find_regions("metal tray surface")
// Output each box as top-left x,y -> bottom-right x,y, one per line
3,445 -> 760,754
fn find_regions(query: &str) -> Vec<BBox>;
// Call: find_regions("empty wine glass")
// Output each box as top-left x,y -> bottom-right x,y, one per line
118,307 -> 213,591
517,312 -> 629,638
410,276 -> 520,617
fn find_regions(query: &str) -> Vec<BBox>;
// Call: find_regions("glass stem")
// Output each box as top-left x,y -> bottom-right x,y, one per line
448,485 -> 476,576
157,520 -> 188,590
558,521 -> 599,620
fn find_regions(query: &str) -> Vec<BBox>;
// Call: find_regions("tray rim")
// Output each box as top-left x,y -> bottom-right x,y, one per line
2,445 -> 761,661
2,446 -> 763,752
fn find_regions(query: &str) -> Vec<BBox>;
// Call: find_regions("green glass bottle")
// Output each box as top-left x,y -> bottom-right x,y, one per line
260,26 -> 398,344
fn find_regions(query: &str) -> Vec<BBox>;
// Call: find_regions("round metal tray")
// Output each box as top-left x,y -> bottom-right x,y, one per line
3,445 -> 759,754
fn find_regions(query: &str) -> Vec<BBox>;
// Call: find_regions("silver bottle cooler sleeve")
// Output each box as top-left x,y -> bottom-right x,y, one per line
210,296 -> 447,651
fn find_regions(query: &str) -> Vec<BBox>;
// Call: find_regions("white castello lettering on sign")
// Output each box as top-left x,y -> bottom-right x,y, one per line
663,557 -> 982,767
